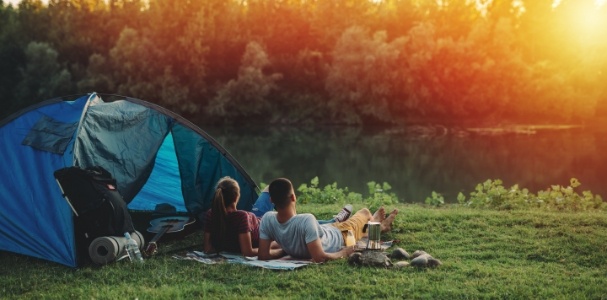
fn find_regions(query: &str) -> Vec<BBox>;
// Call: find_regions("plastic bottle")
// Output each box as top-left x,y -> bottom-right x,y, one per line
345,230 -> 356,247
124,232 -> 144,263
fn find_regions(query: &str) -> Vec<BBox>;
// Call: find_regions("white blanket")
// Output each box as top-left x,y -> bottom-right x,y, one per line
172,251 -> 312,270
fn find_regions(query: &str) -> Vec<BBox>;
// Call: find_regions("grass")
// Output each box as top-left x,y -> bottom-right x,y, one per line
2,203 -> 607,299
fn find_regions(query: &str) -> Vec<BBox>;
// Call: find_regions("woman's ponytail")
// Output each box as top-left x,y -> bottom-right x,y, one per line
209,177 -> 240,252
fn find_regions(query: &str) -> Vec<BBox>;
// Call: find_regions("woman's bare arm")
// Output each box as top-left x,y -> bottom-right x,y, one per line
203,232 -> 215,253
238,232 -> 257,257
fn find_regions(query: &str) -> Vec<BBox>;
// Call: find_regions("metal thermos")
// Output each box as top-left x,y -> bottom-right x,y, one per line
366,221 -> 381,250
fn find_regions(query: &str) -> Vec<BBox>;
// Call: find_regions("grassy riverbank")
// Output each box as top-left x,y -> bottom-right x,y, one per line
2,203 -> 606,299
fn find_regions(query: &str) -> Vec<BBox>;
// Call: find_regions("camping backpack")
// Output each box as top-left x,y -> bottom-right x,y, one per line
54,166 -> 135,262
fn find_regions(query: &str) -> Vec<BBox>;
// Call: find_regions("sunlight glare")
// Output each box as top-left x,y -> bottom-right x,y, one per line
564,1 -> 607,47
556,0 -> 606,8
552,0 -> 562,9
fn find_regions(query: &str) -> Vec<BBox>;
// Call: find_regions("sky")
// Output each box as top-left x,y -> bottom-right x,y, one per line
4,0 -> 48,6
4,0 -> 24,6
5,0 -> 606,8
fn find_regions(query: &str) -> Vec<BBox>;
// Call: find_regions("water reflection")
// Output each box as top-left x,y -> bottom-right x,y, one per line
204,126 -> 607,203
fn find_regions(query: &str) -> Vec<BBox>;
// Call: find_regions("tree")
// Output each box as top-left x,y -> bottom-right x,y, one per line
105,27 -> 195,114
207,41 -> 282,122
0,3 -> 23,114
14,41 -> 72,105
76,53 -> 115,93
326,26 -> 407,124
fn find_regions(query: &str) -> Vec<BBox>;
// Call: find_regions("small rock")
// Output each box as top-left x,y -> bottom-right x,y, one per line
348,250 -> 392,268
362,250 -> 392,268
410,254 -> 430,267
411,250 -> 429,259
391,247 -> 410,259
427,257 -> 442,267
394,261 -> 410,268
348,252 -> 363,266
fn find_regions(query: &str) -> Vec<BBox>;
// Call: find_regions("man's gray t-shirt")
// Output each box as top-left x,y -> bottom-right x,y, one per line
259,212 -> 344,259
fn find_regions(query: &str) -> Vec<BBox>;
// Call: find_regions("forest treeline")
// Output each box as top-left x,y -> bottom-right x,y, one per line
1,0 -> 606,125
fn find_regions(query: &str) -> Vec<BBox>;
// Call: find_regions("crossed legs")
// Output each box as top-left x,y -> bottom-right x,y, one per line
332,206 -> 398,241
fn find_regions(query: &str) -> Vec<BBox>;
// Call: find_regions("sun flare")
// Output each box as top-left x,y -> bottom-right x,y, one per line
574,4 -> 606,40
551,0 -> 607,47
554,0 -> 606,8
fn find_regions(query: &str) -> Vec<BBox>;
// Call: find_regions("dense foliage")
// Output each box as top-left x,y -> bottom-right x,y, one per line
458,177 -> 606,211
295,176 -> 605,212
1,0 -> 606,125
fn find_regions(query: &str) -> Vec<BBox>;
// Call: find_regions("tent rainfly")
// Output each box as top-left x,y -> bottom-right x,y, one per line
0,93 -> 258,267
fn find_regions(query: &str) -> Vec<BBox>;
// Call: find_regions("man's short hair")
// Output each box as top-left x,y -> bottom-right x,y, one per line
269,178 -> 293,209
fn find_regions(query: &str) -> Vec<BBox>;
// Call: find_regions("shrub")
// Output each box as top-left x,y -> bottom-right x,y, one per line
457,178 -> 605,212
425,191 -> 445,207
295,177 -> 397,208
296,177 -> 360,204
364,181 -> 399,210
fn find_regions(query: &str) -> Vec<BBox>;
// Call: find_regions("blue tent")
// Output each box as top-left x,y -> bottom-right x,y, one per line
0,93 -> 258,267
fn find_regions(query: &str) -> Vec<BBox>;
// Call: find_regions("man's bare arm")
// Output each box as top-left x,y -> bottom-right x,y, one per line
258,238 -> 285,260
307,239 -> 354,263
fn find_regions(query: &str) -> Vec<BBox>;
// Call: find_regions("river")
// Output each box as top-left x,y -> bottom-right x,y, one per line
204,125 -> 607,203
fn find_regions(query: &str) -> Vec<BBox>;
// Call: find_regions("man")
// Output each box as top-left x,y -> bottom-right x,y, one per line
258,178 -> 398,263
252,186 -> 353,223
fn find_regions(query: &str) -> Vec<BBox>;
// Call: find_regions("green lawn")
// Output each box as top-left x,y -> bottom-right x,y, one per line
2,203 -> 606,299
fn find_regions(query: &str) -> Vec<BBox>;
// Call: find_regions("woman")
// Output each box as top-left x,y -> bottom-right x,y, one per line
203,177 -> 282,257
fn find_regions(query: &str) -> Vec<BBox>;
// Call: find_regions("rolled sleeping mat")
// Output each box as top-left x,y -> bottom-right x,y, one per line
88,236 -> 120,265
88,231 -> 145,265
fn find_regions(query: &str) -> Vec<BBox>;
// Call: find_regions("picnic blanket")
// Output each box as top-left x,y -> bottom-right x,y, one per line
174,240 -> 395,270
355,238 -> 394,250
173,251 -> 312,270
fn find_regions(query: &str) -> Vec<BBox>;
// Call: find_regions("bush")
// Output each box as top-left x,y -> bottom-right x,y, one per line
457,178 -> 605,212
425,191 -> 445,207
276,177 -> 604,213
296,177 -> 360,204
295,177 -> 397,208
365,181 -> 399,210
